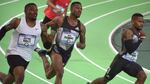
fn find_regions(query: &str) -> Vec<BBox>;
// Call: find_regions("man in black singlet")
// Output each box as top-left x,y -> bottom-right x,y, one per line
37,2 -> 86,84
89,13 -> 147,84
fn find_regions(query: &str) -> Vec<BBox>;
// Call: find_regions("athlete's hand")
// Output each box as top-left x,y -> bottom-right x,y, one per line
139,31 -> 146,40
76,42 -> 85,49
54,7 -> 62,14
34,48 -> 47,56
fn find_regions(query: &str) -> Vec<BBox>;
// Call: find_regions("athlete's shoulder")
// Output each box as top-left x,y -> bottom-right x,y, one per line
8,17 -> 21,29
123,28 -> 133,35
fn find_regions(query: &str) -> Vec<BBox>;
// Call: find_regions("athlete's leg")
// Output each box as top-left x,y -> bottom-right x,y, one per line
6,55 -> 29,84
135,71 -> 147,84
42,16 -> 51,24
13,66 -> 25,84
40,54 -> 56,79
3,73 -> 15,84
51,51 -> 64,84
90,55 -> 123,84
0,72 -> 7,82
124,62 -> 147,84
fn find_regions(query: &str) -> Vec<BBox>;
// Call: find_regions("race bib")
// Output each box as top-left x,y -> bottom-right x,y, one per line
17,34 -> 36,48
122,51 -> 138,62
59,31 -> 76,50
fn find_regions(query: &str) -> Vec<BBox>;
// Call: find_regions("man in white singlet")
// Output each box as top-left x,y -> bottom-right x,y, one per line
0,3 -> 51,84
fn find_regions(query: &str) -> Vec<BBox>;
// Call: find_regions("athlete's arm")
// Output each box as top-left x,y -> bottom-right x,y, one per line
47,0 -> 55,8
45,16 -> 64,46
76,23 -> 86,49
64,0 -> 71,16
123,29 -> 142,54
0,18 -> 20,41
41,23 -> 52,49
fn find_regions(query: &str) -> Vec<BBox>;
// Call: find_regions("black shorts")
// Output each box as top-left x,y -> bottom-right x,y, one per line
51,44 -> 72,65
7,55 -> 29,75
42,16 -> 52,24
104,54 -> 143,81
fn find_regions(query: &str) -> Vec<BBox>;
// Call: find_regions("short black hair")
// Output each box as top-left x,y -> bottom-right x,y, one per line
132,13 -> 143,20
70,1 -> 82,10
24,3 -> 37,12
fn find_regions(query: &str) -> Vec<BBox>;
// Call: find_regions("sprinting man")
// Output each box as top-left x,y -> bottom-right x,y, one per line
0,3 -> 51,84
89,13 -> 147,84
37,1 -> 86,84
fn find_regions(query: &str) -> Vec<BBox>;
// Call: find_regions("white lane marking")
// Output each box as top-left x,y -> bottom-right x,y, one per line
108,11 -> 150,74
26,70 -> 52,84
0,0 -> 19,6
64,68 -> 91,82
75,1 -> 150,83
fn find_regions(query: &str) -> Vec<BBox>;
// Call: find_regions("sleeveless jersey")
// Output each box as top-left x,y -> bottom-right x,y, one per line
122,29 -> 141,62
6,17 -> 41,61
44,0 -> 70,19
56,16 -> 80,52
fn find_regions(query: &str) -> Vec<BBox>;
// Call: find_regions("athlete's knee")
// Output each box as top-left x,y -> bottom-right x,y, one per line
45,72 -> 52,79
103,77 -> 109,83
13,68 -> 25,83
15,74 -> 24,83
45,69 -> 56,79
3,74 -> 14,84
137,71 -> 147,81
46,74 -> 51,79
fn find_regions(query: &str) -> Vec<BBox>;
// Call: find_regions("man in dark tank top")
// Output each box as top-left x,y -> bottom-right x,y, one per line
36,1 -> 86,84
89,13 -> 147,84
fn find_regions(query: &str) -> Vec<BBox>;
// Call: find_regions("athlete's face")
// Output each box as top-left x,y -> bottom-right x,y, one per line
71,4 -> 82,18
25,5 -> 38,21
132,16 -> 144,30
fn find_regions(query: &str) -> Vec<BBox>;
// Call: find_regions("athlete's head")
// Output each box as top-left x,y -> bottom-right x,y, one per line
70,1 -> 82,18
24,3 -> 38,21
131,13 -> 144,30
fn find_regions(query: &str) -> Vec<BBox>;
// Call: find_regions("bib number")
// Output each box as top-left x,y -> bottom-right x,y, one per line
122,51 -> 138,62
18,34 -> 36,48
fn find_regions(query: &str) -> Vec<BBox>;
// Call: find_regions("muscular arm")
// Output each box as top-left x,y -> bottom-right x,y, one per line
123,29 -> 142,54
0,18 -> 20,41
41,16 -> 63,49
41,23 -> 53,49
64,0 -> 71,16
77,23 -> 86,49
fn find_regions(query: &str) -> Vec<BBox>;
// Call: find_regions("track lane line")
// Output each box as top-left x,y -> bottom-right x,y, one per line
0,0 -> 19,6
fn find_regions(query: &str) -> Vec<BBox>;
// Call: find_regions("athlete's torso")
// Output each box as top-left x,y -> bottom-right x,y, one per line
121,28 -> 141,62
55,16 -> 81,53
7,17 -> 41,61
